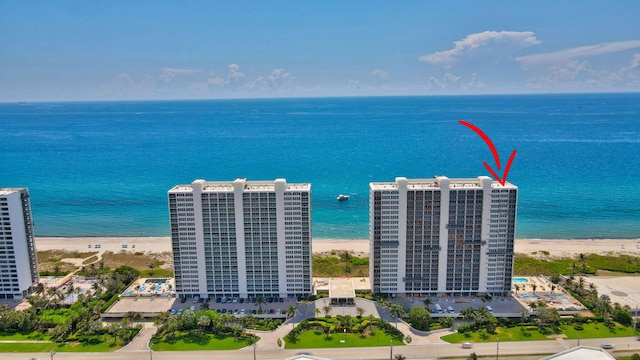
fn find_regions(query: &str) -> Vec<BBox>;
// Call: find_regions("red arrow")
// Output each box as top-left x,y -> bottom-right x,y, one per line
458,120 -> 516,186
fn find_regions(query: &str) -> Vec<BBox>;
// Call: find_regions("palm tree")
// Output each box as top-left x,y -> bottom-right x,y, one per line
367,314 -> 377,332
285,305 -> 300,329
394,354 -> 407,360
322,305 -> 332,318
255,295 -> 266,313
460,307 -> 476,327
200,301 -> 210,310
197,315 -> 210,333
577,277 -> 586,294
388,304 -> 405,328
154,311 -> 171,330
514,284 -> 520,294
34,282 -> 45,297
518,307 -> 529,329
531,283 -> 537,294
313,307 -> 321,318
124,311 -> 142,324
423,298 -> 432,307
356,307 -> 365,318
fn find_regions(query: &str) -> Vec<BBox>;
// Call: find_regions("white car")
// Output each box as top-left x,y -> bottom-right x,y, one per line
461,342 -> 472,349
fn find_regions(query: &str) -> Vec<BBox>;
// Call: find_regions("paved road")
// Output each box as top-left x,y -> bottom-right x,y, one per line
10,336 -> 640,360
8,338 -> 640,360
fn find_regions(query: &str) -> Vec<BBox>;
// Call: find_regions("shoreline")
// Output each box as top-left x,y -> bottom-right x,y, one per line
35,236 -> 640,258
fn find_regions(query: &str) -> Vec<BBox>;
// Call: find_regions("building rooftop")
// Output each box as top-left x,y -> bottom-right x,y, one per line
169,178 -> 310,193
0,188 -> 27,196
540,346 -> 615,360
370,176 -> 516,191
328,278 -> 356,299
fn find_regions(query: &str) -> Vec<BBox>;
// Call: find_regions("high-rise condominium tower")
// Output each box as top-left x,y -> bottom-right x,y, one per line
168,178 -> 311,299
0,188 -> 39,300
370,176 -> 517,297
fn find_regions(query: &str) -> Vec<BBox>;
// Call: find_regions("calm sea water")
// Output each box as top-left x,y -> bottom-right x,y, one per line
1,94 -> 639,239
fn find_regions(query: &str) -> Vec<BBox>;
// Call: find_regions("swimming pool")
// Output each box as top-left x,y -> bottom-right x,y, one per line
512,277 -> 528,283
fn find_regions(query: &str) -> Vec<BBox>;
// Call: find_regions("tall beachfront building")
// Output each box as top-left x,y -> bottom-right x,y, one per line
0,188 -> 39,300
168,178 -> 312,300
369,176 -> 517,297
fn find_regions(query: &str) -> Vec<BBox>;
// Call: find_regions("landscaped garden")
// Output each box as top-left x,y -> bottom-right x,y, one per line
150,309 -> 259,351
0,265 -> 143,352
284,315 -> 404,349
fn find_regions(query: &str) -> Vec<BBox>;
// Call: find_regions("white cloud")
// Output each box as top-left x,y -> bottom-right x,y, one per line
427,72 -> 485,91
244,68 -> 295,93
524,60 -> 597,89
516,40 -> 640,67
428,72 -> 461,88
370,69 -> 389,80
228,64 -> 244,81
348,79 -> 362,89
158,68 -> 202,82
631,53 -> 640,69
419,31 -> 541,67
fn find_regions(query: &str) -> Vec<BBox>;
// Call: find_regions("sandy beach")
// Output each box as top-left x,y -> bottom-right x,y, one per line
34,236 -> 640,258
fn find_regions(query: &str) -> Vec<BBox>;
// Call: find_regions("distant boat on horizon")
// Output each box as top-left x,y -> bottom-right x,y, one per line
336,194 -> 349,201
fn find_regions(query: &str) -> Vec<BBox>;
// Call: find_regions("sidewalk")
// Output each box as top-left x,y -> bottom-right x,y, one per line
117,323 -> 156,353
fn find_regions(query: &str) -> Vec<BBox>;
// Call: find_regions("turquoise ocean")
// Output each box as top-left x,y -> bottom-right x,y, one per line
1,94 -> 639,239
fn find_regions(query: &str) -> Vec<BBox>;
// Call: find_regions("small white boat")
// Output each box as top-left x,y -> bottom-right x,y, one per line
336,194 -> 349,201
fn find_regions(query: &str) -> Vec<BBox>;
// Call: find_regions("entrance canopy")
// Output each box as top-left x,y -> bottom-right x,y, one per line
329,278 -> 356,306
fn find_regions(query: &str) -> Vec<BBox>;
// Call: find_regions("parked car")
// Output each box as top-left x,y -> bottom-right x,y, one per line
601,343 -> 614,349
461,342 -> 472,349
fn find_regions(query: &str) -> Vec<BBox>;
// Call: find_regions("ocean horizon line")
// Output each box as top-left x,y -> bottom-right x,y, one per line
6,91 -> 640,105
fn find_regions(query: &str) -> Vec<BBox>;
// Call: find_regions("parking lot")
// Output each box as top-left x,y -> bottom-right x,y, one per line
168,295 -> 294,317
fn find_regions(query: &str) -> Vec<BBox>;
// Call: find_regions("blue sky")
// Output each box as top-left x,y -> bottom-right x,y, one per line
1,1 -> 640,101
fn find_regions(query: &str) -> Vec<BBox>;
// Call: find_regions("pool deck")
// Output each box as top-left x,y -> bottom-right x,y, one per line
512,276 -> 585,312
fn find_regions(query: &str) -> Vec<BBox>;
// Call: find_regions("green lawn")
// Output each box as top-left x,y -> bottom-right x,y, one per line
286,330 -> 404,349
443,326 -> 548,343
561,322 -> 637,339
151,332 -> 255,351
0,331 -> 51,341
0,340 -> 119,352
443,322 -> 638,343
40,308 -> 74,324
